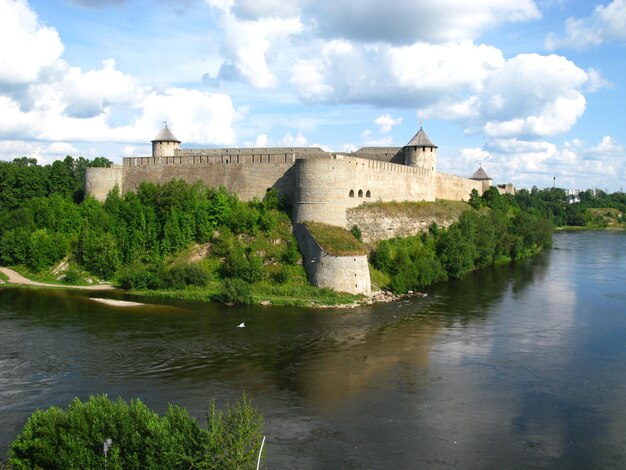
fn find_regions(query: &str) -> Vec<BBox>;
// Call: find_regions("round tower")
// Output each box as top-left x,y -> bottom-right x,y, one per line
403,126 -> 437,171
151,122 -> 181,157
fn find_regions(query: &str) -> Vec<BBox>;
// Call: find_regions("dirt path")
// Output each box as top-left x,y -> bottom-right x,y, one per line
0,267 -> 115,291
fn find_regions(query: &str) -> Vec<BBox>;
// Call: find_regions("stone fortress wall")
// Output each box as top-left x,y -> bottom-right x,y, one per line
84,124 -> 506,294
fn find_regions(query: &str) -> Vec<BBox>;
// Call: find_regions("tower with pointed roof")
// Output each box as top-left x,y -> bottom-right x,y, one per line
403,126 -> 437,171
470,165 -> 493,193
151,122 -> 181,157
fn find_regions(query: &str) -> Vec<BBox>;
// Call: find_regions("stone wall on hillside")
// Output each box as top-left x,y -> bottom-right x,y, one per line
294,224 -> 371,295
346,206 -> 463,244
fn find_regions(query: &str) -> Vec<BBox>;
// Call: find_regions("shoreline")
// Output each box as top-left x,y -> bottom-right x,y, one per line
0,267 -> 115,291
1,267 -> 425,308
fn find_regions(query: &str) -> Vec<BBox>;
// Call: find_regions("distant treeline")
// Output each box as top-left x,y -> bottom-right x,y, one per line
513,187 -> 626,227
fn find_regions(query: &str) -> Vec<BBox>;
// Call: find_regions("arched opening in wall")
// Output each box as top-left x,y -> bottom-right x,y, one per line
366,190 -> 371,198
349,190 -> 355,198
358,190 -> 363,198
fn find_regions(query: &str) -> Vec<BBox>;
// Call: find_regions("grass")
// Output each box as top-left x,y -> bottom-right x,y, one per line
369,265 -> 390,291
0,270 -> 8,282
349,199 -> 470,220
303,221 -> 367,256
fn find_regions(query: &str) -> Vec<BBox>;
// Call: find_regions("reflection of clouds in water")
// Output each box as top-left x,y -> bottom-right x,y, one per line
300,314 -> 440,406
515,276 -> 577,350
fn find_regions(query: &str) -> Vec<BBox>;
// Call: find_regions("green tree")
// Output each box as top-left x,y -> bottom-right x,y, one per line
9,394 -> 265,470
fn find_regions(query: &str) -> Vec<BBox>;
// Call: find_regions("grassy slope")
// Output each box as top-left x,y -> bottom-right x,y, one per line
303,222 -> 366,256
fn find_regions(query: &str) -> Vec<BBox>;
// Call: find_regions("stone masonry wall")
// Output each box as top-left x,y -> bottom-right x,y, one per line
121,160 -> 298,203
293,155 -> 435,228
294,223 -> 371,295
435,173 -> 483,202
84,166 -> 123,201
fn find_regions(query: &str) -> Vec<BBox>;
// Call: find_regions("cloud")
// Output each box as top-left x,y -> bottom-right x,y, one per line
374,114 -> 402,133
254,133 -> 268,147
29,59 -> 141,119
310,0 -> 541,44
0,0 -> 64,85
209,1 -> 303,89
361,129 -> 393,146
233,0 -> 301,19
420,53 -> 592,138
279,131 -> 308,147
546,0 -> 626,49
289,40 -> 505,108
0,0 -> 241,151
0,139 -> 78,165
445,136 -> 626,191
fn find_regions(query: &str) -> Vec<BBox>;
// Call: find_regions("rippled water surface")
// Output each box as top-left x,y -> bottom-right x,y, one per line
1,231 -> 626,468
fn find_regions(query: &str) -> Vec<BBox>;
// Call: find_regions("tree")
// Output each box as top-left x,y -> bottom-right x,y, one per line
9,394 -> 265,470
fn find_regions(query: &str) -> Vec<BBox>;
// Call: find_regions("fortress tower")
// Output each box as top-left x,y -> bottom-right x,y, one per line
151,123 -> 181,157
470,165 -> 493,194
403,126 -> 437,172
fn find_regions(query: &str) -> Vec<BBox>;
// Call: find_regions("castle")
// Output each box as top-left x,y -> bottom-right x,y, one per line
85,123 -> 506,295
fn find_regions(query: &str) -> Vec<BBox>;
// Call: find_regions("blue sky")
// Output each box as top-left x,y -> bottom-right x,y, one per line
0,0 -> 625,191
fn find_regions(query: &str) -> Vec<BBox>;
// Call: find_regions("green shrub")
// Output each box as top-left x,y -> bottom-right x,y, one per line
118,262 -> 166,290
221,247 -> 264,283
9,394 -> 264,470
350,225 -> 362,242
165,263 -> 211,289
217,278 -> 253,305
63,266 -> 82,285
280,240 -> 301,265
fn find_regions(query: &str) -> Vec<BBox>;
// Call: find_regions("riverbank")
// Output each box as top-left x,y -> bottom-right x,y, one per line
0,266 -> 426,308
0,267 -> 115,291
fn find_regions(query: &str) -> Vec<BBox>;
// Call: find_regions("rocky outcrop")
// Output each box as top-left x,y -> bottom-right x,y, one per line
346,202 -> 467,244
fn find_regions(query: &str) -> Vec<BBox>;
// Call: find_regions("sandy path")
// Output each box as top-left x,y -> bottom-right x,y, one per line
0,267 -> 115,290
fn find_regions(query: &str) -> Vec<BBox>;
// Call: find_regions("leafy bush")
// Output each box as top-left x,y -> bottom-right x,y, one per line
63,266 -> 82,285
9,394 -> 264,470
118,262 -> 166,290
221,247 -> 264,283
280,240 -> 301,265
217,278 -> 253,305
350,225 -> 362,242
164,263 -> 211,289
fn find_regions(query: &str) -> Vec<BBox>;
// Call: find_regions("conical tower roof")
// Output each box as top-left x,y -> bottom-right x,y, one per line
470,166 -> 491,180
151,123 -> 181,143
405,127 -> 437,148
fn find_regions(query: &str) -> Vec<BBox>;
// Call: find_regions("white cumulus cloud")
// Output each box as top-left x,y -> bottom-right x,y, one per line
0,0 -> 63,85
546,0 -> 626,49
374,114 -> 402,133
310,0 -> 541,44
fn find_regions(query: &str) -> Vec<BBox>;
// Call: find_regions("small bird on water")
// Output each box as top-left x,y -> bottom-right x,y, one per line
237,322 -> 245,328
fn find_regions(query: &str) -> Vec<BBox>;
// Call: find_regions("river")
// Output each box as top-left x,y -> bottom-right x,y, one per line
1,231 -> 625,468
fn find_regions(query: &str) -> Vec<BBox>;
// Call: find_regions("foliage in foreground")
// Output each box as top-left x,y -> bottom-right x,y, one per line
9,394 -> 264,470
